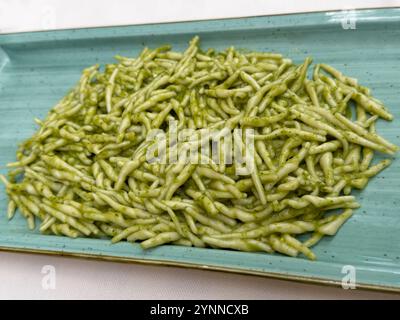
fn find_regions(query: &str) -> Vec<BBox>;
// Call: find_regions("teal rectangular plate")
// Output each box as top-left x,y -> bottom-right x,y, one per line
0,8 -> 399,292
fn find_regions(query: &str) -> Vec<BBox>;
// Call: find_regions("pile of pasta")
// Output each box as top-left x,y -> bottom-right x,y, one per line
2,36 -> 397,260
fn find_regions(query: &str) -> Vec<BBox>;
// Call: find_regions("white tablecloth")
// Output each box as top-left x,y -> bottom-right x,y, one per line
1,0 -> 399,299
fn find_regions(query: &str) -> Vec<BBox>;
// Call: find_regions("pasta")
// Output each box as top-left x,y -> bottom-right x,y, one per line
1,36 -> 397,260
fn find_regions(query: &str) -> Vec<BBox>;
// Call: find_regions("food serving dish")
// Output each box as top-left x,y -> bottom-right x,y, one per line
0,8 -> 399,292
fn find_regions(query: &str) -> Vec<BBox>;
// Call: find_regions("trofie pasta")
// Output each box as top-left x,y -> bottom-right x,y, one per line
1,36 -> 397,260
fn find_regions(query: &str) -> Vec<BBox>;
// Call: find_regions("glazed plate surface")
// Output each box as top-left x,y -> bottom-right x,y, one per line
0,8 -> 399,292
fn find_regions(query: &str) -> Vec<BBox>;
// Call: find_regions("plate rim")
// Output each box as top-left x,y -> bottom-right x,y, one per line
1,6 -> 400,295
1,245 -> 399,294
0,6 -> 399,36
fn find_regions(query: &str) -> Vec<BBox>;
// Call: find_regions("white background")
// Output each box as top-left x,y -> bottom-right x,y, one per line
0,0 -> 400,299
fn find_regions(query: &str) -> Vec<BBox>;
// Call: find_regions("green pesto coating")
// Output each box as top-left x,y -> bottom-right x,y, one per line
1,36 -> 397,261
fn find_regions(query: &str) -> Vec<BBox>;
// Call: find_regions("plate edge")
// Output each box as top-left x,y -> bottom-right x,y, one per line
0,245 -> 399,294
0,5 -> 399,36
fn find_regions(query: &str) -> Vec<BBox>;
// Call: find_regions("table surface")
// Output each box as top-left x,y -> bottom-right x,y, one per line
1,0 -> 400,300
